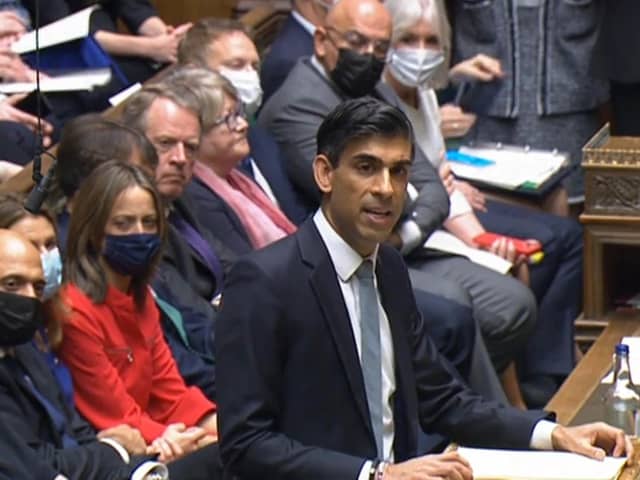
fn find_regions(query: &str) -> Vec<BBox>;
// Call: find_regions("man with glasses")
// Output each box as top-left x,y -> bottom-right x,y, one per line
259,0 -> 539,410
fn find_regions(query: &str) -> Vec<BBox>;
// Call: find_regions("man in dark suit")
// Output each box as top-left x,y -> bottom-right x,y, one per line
177,17 -> 311,224
216,97 -> 631,480
0,229 -> 167,479
260,0 -> 325,102
259,0 -> 538,407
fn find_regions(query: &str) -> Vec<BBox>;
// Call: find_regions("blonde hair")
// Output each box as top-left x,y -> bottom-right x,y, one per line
384,0 -> 451,88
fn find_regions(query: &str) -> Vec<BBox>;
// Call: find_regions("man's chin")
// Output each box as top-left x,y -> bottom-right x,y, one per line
158,185 -> 184,202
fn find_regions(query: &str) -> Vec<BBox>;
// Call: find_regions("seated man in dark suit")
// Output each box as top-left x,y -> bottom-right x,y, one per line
260,0 -> 327,101
177,17 -> 310,224
216,97 -> 632,480
0,228 -> 168,479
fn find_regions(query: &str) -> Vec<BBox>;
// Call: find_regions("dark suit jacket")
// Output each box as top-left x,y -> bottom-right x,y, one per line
24,0 -> 157,32
247,125 -> 311,224
258,58 -> 450,242
186,176 -> 253,257
260,13 -> 314,102
0,344 -> 135,479
216,219 -> 548,479
602,0 -> 640,82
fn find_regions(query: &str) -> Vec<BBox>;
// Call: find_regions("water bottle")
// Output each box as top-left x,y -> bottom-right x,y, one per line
603,343 -> 640,434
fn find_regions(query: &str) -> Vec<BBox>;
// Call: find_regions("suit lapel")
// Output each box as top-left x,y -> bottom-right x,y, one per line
297,221 -> 374,436
376,249 -> 415,456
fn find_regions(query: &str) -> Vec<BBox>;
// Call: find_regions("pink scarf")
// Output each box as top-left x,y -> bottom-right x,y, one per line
193,162 -> 297,249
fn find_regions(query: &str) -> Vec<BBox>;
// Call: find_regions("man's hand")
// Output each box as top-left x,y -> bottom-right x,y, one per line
439,104 -> 476,139
0,50 -> 45,82
144,23 -> 192,63
384,451 -> 473,480
97,424 -> 147,455
147,423 -> 208,462
453,179 -> 486,212
449,53 -> 503,84
0,94 -> 53,146
552,423 -> 634,465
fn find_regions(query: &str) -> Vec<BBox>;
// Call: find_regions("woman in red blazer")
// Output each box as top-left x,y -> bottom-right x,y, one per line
59,160 -> 218,463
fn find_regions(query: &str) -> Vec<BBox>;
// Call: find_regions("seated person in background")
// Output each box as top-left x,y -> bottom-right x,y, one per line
382,0 -> 582,407
260,0 -> 331,101
216,97 -> 632,480
258,0 -> 537,408
0,228 -> 170,480
177,17 -> 310,224
22,0 -> 191,86
0,192 -> 71,406
58,160 -> 220,470
53,114 -> 219,402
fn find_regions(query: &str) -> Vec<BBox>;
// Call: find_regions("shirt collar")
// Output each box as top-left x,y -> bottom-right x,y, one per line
291,10 -> 317,36
313,208 -> 378,282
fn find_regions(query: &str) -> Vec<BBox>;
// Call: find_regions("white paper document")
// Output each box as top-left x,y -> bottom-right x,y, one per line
423,230 -> 512,274
449,145 -> 567,190
0,68 -> 111,94
601,336 -> 640,383
12,6 -> 99,54
458,447 -> 627,480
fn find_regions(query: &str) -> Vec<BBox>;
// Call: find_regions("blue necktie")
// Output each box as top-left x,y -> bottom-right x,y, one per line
356,260 -> 383,458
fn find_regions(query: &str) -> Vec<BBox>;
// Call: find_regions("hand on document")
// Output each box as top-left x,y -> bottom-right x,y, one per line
0,94 -> 53,145
439,104 -> 476,139
0,11 -> 26,48
551,423 -> 633,465
384,450 -> 473,480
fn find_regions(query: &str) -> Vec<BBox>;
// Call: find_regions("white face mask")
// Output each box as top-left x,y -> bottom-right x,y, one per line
219,67 -> 263,118
40,247 -> 62,301
387,47 -> 445,88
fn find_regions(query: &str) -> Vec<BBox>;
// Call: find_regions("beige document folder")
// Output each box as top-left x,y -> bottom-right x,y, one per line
458,447 -> 626,480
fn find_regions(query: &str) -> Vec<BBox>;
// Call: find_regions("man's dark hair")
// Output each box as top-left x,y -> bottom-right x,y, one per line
316,97 -> 415,167
56,114 -> 158,199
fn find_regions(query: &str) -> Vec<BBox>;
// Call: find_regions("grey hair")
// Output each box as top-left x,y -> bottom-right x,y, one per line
160,66 -> 239,132
119,73 -> 205,134
384,0 -> 451,88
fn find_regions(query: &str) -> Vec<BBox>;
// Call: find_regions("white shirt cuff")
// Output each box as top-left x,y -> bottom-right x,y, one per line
131,461 -> 169,480
357,460 -> 373,480
530,420 -> 558,450
448,190 -> 472,218
99,438 -> 130,463
398,219 -> 423,255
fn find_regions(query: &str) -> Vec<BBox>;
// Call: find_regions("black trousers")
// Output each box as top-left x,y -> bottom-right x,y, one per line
167,443 -> 223,480
610,81 -> 640,136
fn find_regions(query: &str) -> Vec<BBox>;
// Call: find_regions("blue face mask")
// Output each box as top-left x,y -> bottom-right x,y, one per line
102,233 -> 161,276
40,247 -> 62,301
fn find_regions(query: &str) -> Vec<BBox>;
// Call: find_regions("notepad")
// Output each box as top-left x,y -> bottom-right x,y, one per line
458,447 -> 627,480
448,144 -> 568,190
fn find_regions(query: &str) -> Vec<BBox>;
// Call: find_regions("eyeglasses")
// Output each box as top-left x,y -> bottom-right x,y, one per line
326,26 -> 390,59
211,103 -> 247,131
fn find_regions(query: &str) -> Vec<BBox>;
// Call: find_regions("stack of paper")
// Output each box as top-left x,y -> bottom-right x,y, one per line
5,6 -> 111,93
458,447 -> 627,480
448,145 -> 568,190
424,230 -> 512,274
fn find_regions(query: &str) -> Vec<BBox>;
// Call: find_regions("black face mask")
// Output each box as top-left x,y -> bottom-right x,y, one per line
0,290 -> 43,347
330,48 -> 386,98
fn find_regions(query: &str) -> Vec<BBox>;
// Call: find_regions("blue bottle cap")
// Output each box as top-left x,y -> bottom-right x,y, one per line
616,343 -> 630,355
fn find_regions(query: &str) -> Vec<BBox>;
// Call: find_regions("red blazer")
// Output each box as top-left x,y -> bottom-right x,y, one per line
60,284 -> 215,442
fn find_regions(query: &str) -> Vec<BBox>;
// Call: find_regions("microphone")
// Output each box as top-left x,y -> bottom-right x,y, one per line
24,160 -> 55,214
